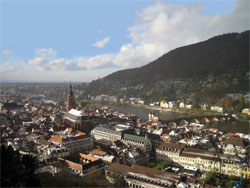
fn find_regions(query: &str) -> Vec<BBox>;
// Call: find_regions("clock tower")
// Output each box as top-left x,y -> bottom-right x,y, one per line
66,83 -> 76,111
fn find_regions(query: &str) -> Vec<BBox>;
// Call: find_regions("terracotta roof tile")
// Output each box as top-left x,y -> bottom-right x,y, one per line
75,131 -> 86,137
49,135 -> 63,143
226,132 -> 235,137
79,153 -> 98,162
65,160 -> 82,171
90,148 -> 107,156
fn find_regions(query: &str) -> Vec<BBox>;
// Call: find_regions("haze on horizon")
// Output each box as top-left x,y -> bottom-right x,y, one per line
0,0 -> 249,83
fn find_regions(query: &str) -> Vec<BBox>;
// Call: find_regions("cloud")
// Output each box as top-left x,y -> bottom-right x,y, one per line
0,62 -> 18,73
112,0 -> 249,68
28,0 -> 249,72
28,53 -> 114,71
1,49 -> 12,56
77,54 -> 114,69
35,48 -> 57,57
93,37 -> 110,48
28,57 -> 51,71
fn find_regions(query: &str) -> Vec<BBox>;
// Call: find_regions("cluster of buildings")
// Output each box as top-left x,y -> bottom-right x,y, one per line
89,92 -> 250,115
1,83 -> 250,187
105,163 -> 203,188
90,95 -> 118,104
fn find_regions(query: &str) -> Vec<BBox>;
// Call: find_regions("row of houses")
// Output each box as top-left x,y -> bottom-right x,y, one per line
156,142 -> 250,178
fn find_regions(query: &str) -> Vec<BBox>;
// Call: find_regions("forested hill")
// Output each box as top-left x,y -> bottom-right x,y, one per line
86,31 -> 249,100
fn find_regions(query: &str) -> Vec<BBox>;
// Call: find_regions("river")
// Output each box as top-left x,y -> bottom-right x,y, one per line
97,104 -> 250,134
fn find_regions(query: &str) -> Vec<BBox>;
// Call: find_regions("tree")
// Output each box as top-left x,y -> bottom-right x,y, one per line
204,171 -> 218,185
1,145 -> 40,187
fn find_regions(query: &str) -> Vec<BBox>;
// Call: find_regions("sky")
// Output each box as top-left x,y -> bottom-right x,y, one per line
0,0 -> 249,82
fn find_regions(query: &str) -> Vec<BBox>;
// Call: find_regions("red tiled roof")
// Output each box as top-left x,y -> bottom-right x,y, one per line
65,160 -> 82,171
79,153 -> 98,162
161,134 -> 170,137
90,148 -> 107,156
226,132 -> 235,137
209,128 -> 218,132
67,128 -> 73,134
75,131 -> 86,137
49,135 -> 63,144
152,120 -> 161,125
103,106 -> 109,109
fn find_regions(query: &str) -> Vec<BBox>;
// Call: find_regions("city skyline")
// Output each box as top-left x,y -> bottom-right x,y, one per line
1,0 -> 249,82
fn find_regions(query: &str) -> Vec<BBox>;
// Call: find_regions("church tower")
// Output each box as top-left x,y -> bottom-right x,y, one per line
66,83 -> 76,111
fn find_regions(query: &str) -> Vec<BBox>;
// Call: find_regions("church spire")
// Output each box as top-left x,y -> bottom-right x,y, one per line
69,82 -> 73,97
66,82 -> 76,111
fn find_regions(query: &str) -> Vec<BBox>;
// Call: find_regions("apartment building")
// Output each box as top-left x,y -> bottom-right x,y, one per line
156,144 -> 250,178
156,142 -> 184,165
49,135 -> 93,154
122,134 -> 152,153
91,125 -> 122,142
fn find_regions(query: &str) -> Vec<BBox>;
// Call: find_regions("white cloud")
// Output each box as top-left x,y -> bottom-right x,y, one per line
93,37 -> 110,48
113,0 -> 249,68
0,62 -> 18,73
29,57 -> 47,65
28,0 -> 249,73
35,48 -> 57,57
1,49 -> 12,56
77,54 -> 114,69
28,53 -> 114,71
29,57 -> 51,71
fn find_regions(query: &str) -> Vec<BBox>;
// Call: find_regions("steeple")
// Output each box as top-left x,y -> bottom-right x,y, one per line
66,82 -> 76,111
69,82 -> 73,97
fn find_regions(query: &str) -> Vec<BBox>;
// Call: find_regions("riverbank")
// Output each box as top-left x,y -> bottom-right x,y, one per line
95,103 -> 250,134
130,104 -> 186,113
93,101 -> 249,123
129,104 -> 223,117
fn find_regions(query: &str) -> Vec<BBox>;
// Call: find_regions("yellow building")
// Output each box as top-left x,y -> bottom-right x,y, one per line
242,108 -> 250,115
160,101 -> 168,108
156,145 -> 250,179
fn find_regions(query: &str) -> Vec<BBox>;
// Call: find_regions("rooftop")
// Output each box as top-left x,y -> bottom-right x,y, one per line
158,142 -> 183,150
90,148 -> 107,156
79,153 -> 99,162
49,135 -> 63,144
224,136 -> 246,147
68,109 -> 86,117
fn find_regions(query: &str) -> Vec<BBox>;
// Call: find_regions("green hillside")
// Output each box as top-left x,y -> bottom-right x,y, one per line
87,31 -> 249,103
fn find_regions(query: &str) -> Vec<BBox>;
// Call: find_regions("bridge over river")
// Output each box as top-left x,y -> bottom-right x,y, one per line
163,115 -> 236,126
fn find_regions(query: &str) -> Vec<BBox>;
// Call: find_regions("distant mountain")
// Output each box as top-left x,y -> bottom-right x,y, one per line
87,31 -> 249,102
